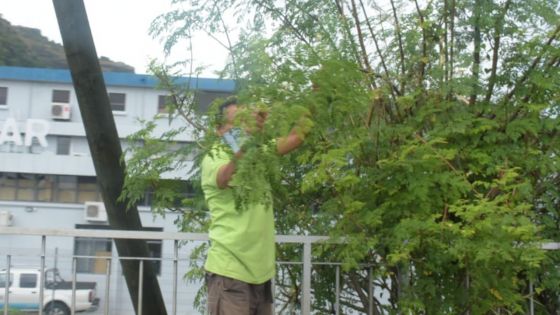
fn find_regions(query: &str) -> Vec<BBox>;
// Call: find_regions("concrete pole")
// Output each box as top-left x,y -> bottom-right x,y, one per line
52,1 -> 167,314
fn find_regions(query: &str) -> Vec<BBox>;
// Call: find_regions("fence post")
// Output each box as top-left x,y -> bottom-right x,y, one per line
173,240 -> 178,315
138,260 -> 144,315
3,255 -> 10,315
368,266 -> 373,315
529,280 -> 534,315
39,235 -> 46,315
302,241 -> 312,315
335,265 -> 340,315
104,258 -> 112,315
71,257 -> 77,315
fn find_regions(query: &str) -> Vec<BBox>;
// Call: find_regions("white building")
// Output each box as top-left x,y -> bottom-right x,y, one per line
0,66 -> 234,314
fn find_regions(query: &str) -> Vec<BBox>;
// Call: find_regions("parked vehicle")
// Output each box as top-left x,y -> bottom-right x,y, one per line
0,268 -> 99,315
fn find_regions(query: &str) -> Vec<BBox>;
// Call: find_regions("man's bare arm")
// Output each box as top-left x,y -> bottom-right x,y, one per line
277,129 -> 304,156
216,151 -> 243,189
277,115 -> 312,155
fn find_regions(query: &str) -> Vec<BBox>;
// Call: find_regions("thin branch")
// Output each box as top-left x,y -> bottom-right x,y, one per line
448,0 -> 456,98
216,7 -> 239,80
349,0 -> 377,90
520,55 -> 560,104
253,0 -> 319,58
470,0 -> 482,105
359,0 -> 400,99
444,0 -> 449,85
505,27 -> 560,123
335,0 -> 368,69
349,0 -> 372,71
415,133 -> 480,195
484,0 -> 512,103
414,0 -> 428,89
389,0 -> 406,92
502,24 -> 560,105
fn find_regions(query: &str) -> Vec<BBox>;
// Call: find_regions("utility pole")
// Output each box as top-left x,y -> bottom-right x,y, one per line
52,1 -> 167,314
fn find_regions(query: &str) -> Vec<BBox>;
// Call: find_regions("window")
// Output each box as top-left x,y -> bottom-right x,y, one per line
16,173 -> 36,201
37,175 -> 55,202
52,90 -> 70,103
196,91 -> 232,112
0,273 -> 13,287
20,273 -> 37,288
0,87 -> 7,105
74,235 -> 112,274
0,173 -> 102,203
109,93 -> 126,112
157,95 -> 172,114
77,177 -> 100,202
74,225 -> 163,274
56,136 -> 71,155
56,175 -> 77,203
0,173 -> 17,200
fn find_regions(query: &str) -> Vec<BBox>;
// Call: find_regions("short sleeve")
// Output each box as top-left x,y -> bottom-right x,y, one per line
201,148 -> 230,191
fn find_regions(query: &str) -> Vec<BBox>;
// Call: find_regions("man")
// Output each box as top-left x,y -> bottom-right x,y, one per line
201,98 -> 308,314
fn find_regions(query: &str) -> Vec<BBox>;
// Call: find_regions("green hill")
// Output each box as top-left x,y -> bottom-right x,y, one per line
0,15 -> 134,72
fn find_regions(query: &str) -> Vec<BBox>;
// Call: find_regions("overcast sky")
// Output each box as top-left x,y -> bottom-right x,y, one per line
1,0 -> 227,76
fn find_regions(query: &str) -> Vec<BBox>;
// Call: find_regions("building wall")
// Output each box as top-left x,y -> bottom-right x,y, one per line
0,67 -> 234,314
0,201 -> 204,314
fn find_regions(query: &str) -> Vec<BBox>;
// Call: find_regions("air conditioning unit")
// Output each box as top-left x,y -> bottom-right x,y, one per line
0,211 -> 13,227
84,202 -> 107,222
51,103 -> 71,120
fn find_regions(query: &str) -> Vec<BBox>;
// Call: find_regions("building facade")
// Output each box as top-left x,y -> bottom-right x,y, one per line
0,66 -> 234,314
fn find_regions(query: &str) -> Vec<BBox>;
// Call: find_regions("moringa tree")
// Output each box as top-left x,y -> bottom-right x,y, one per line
123,0 -> 560,313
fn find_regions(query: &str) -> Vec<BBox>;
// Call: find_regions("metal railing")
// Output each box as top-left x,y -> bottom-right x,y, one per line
0,227 -> 555,315
0,227 -> 331,315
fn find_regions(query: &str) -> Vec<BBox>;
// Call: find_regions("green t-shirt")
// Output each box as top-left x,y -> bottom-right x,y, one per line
201,145 -> 275,284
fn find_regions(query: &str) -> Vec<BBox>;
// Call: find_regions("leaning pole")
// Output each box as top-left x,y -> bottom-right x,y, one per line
52,1 -> 168,314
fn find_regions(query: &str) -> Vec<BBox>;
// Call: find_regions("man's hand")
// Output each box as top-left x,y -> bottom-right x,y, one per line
277,114 -> 313,156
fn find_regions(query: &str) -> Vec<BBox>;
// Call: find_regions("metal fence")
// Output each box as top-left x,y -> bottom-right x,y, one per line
0,227 -> 555,315
0,227 -> 335,315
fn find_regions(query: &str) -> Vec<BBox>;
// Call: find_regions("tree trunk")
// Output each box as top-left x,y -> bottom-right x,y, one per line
52,1 -> 168,314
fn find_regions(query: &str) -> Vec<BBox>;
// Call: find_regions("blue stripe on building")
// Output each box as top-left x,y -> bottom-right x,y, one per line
0,66 -> 236,92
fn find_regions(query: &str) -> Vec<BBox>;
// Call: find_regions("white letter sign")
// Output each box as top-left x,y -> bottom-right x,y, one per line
0,118 -> 23,146
24,119 -> 50,147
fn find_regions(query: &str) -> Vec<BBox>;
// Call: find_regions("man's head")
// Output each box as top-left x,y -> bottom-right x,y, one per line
217,97 -> 267,135
216,98 -> 239,134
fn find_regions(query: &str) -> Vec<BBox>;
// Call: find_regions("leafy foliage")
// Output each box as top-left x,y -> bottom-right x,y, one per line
124,0 -> 560,313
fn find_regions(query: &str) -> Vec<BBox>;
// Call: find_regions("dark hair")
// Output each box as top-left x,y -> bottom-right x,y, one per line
216,97 -> 238,125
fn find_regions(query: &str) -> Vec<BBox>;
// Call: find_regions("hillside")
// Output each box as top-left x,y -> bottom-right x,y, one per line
0,16 -> 134,73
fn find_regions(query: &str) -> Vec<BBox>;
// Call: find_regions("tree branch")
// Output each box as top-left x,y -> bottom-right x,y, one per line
469,0 -> 482,105
360,0 -> 400,100
390,0 -> 406,92
335,0 -> 368,69
484,0 -> 512,103
448,0 -> 456,98
414,0 -> 428,89
349,0 -> 377,90
502,24 -> 560,106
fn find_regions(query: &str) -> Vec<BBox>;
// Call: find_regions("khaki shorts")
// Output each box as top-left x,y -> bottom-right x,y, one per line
206,272 -> 273,315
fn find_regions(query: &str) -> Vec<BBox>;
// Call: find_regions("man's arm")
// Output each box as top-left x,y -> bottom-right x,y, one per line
216,131 -> 302,189
277,115 -> 312,155
216,114 -> 311,188
216,150 -> 243,189
277,129 -> 304,156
